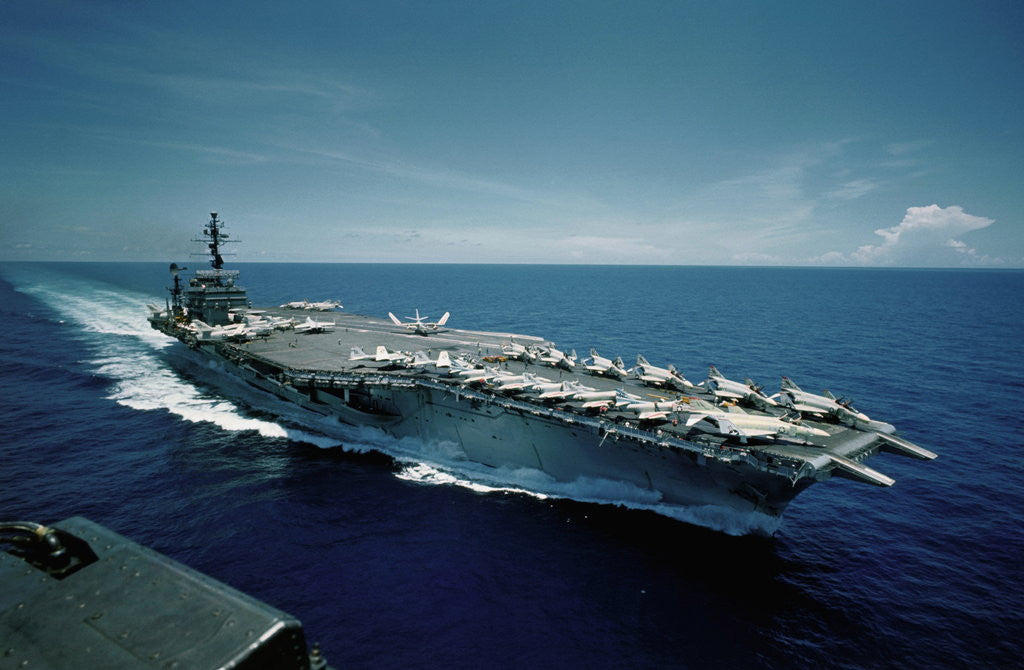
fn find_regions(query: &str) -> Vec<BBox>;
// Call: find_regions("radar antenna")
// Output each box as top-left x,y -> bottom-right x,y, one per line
192,211 -> 239,270
191,211 -> 241,287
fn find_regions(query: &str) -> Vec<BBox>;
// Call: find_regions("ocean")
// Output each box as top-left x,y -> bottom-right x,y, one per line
1,261 -> 1021,668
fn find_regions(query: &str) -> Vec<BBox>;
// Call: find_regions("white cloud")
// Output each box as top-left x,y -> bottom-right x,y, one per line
819,204 -> 999,267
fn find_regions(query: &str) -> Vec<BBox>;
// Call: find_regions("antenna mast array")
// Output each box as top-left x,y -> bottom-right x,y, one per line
191,211 -> 240,286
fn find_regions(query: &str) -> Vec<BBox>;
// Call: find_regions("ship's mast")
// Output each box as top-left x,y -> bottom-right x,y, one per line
191,211 -> 240,286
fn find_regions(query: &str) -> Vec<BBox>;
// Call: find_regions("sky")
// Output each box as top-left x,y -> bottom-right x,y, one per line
2,1 -> 1022,266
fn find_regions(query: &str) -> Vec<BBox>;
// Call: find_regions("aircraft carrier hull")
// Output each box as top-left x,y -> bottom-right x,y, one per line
165,329 -> 830,519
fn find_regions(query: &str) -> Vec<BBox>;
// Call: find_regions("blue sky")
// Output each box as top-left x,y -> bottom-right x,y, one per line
2,1 -> 1021,266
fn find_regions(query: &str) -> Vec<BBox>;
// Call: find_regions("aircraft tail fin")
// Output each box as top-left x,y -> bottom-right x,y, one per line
590,348 -> 600,357
636,354 -> 650,366
823,389 -> 837,401
349,346 -> 369,360
374,345 -> 391,361
780,376 -> 802,391
708,364 -> 723,378
388,312 -> 403,326
437,312 -> 450,326
435,350 -> 452,368
614,389 -> 641,405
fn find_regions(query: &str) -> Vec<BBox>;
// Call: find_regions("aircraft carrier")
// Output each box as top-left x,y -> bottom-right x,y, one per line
147,213 -> 936,523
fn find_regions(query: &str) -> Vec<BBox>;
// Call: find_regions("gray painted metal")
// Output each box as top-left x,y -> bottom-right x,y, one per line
0,517 -> 327,670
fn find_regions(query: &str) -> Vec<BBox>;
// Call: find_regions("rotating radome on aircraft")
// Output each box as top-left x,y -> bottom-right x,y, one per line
388,309 -> 451,335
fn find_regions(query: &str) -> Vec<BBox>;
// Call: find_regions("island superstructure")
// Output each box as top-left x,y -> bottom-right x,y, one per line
148,213 -> 936,523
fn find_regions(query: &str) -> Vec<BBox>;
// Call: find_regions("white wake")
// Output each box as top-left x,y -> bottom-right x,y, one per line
9,267 -> 337,445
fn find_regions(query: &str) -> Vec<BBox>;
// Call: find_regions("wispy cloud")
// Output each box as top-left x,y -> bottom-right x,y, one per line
76,131 -> 271,166
826,178 -> 881,200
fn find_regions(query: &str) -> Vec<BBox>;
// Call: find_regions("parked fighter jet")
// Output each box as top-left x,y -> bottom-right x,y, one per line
190,320 -> 252,342
401,350 -> 456,372
633,355 -> 696,391
234,310 -> 294,331
307,300 -> 342,311
569,384 -> 618,408
536,346 -> 576,370
500,339 -> 532,361
613,390 -> 681,421
772,377 -> 870,425
523,374 -> 575,400
374,345 -> 411,364
280,299 -> 342,311
678,397 -> 831,444
582,349 -> 631,380
294,316 -> 335,334
702,365 -> 777,409
488,373 -> 531,392
450,360 -> 499,384
388,309 -> 451,335
347,345 -> 409,365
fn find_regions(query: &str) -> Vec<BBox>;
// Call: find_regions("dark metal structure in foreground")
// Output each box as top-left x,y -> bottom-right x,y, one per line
0,517 -> 329,670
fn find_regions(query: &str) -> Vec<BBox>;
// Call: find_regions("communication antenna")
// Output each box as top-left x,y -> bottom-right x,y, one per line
191,211 -> 241,286
192,211 -> 240,271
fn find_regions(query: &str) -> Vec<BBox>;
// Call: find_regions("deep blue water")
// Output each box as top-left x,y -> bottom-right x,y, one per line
1,262 -> 1022,668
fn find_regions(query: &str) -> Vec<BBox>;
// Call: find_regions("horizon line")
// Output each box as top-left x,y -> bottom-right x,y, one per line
1,259 -> 1021,271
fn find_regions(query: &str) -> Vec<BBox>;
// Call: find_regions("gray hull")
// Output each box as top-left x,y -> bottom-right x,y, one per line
191,344 -> 812,518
